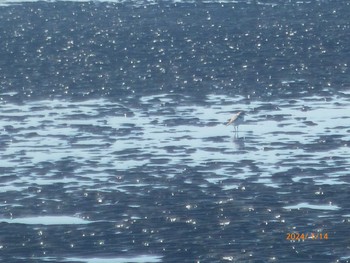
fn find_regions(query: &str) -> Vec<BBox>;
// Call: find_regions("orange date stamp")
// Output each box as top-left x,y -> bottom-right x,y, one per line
286,232 -> 329,241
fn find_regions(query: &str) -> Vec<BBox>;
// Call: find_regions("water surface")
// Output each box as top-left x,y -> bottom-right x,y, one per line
0,1 -> 349,262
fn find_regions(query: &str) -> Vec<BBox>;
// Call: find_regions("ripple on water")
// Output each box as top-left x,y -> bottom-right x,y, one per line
0,94 -> 349,262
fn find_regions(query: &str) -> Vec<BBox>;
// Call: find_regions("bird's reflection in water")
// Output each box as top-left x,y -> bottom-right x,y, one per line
232,132 -> 245,150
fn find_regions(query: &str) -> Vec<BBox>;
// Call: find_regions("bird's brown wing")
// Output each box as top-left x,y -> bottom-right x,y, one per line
226,114 -> 239,126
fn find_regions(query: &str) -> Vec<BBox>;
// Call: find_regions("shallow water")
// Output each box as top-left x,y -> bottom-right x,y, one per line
1,94 -> 350,262
0,0 -> 350,262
